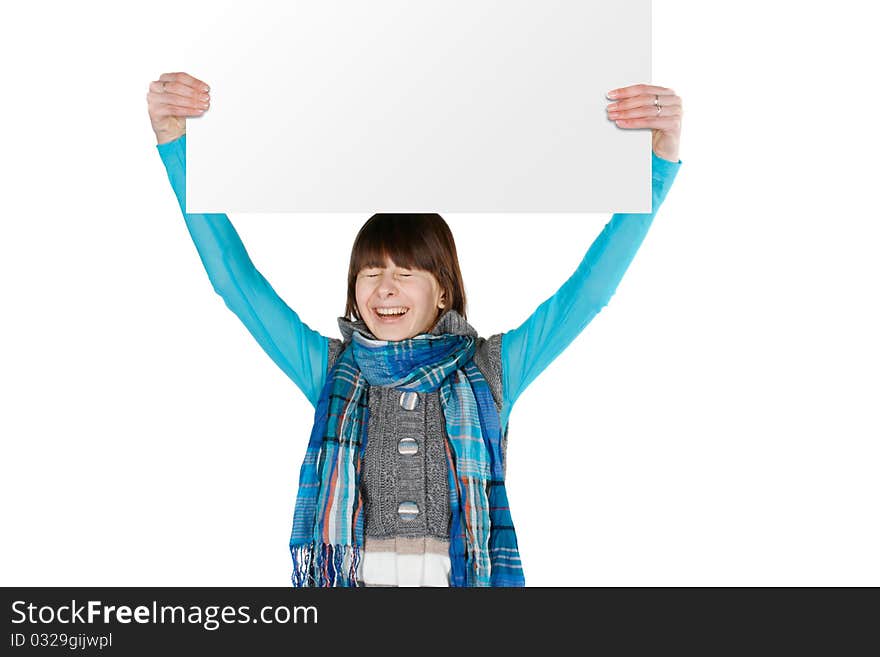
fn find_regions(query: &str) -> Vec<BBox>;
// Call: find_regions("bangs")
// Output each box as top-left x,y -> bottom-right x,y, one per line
350,215 -> 440,274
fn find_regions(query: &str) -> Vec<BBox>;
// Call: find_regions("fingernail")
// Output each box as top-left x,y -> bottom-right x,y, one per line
607,90 -> 617,98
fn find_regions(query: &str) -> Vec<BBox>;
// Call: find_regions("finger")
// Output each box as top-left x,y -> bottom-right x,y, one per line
150,78 -> 209,101
149,80 -> 210,109
607,102 -> 682,121
607,93 -> 681,114
149,101 -> 207,118
613,117 -> 681,131
160,71 -> 210,93
607,83 -> 675,99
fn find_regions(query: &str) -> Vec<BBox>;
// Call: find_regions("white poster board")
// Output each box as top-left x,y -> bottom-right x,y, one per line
186,0 -> 652,213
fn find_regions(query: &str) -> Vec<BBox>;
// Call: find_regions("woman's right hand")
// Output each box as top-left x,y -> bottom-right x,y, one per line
146,72 -> 211,145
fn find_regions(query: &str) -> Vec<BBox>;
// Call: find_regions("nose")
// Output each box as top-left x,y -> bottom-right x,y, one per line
377,271 -> 400,297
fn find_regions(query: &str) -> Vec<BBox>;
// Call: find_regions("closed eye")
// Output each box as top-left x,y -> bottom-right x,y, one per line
360,272 -> 411,277
359,269 -> 414,279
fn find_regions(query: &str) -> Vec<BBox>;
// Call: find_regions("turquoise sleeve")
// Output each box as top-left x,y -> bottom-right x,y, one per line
155,134 -> 329,408
499,151 -> 682,429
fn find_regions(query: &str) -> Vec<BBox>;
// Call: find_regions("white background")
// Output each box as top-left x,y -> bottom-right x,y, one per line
1,1 -> 878,586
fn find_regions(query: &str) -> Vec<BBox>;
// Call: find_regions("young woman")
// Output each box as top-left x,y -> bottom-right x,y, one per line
147,71 -> 683,587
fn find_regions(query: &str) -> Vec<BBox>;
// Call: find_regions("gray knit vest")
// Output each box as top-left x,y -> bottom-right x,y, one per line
326,309 -> 507,543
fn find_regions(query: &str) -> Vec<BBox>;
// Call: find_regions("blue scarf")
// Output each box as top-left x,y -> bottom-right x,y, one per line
289,328 -> 524,587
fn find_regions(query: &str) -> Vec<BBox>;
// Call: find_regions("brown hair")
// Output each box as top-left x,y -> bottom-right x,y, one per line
343,213 -> 468,322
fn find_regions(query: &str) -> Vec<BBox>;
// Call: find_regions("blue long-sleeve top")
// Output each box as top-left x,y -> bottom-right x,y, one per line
156,134 -> 681,432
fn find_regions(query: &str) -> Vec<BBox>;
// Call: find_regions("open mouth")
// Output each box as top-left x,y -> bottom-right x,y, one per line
373,306 -> 410,322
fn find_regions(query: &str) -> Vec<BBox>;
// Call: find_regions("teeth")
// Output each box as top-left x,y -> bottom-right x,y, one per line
376,307 -> 408,316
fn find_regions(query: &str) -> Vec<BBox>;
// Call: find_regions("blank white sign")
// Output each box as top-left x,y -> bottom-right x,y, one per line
186,0 -> 652,213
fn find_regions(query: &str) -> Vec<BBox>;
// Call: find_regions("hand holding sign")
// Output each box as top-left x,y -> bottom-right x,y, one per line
607,84 -> 683,163
146,72 -> 212,145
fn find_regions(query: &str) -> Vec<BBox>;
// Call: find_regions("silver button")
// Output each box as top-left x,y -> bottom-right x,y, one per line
397,437 -> 419,456
398,501 -> 419,520
398,391 -> 419,410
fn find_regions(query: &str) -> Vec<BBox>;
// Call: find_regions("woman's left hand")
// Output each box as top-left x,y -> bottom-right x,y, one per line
606,84 -> 682,163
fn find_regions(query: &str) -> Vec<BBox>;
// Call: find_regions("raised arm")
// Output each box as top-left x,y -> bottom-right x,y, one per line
499,151 -> 682,427
156,133 -> 329,407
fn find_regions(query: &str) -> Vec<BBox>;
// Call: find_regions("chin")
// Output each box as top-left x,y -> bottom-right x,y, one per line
372,320 -> 419,340
373,326 -> 412,341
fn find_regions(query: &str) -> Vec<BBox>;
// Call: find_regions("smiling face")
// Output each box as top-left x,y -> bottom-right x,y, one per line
355,255 -> 447,341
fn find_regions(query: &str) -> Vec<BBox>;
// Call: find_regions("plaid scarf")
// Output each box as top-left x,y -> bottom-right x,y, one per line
289,327 -> 524,587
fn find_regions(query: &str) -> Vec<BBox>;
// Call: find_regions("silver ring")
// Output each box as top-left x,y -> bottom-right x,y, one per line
654,94 -> 661,115
162,81 -> 168,92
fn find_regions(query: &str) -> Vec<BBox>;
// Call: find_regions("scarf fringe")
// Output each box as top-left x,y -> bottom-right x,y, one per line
291,542 -> 361,587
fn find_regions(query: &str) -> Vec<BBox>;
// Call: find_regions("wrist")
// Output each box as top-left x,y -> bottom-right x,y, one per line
155,129 -> 185,146
653,148 -> 679,163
